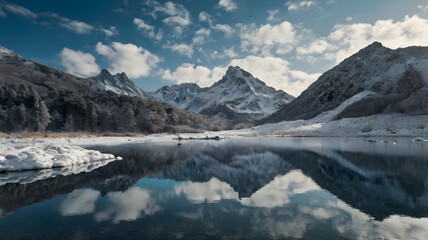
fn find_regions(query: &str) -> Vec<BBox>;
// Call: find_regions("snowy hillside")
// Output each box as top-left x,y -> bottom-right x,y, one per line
87,69 -> 147,98
149,66 -> 294,120
264,42 -> 428,123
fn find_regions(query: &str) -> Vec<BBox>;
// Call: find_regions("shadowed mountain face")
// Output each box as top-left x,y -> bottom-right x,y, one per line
149,66 -> 295,121
1,139 -> 428,222
0,46 -> 224,133
87,69 -> 147,98
264,42 -> 428,123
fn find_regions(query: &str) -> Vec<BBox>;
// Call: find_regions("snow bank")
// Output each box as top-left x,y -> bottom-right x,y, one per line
0,141 -> 122,172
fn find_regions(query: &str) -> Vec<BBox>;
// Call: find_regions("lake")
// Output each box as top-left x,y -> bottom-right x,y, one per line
0,137 -> 428,239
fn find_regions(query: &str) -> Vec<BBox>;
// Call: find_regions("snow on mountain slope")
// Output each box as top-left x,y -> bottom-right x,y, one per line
150,83 -> 202,109
264,42 -> 428,123
87,69 -> 147,98
149,66 -> 294,120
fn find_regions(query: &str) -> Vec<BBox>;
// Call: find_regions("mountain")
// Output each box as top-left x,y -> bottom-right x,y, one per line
149,66 -> 294,120
264,42 -> 428,123
87,69 -> 147,98
0,46 -> 224,133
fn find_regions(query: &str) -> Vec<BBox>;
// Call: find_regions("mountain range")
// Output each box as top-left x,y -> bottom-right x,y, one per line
0,42 -> 427,133
0,46 -> 224,133
89,66 -> 294,121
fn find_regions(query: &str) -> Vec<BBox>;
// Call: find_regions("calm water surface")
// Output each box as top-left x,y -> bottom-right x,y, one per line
1,137 -> 428,240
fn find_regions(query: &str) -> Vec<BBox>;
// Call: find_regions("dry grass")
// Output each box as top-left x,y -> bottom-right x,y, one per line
0,131 -> 146,139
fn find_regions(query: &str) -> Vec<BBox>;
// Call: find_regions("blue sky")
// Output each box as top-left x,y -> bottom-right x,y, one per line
1,0 -> 428,96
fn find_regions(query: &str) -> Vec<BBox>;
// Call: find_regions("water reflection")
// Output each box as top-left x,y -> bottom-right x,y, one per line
0,138 -> 427,239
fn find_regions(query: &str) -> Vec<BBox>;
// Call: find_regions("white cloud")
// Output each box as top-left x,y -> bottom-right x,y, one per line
267,9 -> 279,21
296,39 -> 329,55
211,46 -> 238,59
218,0 -> 237,11
96,42 -> 161,78
163,55 -> 320,96
195,28 -> 211,36
101,26 -> 118,37
346,16 -> 353,22
162,63 -> 226,87
199,11 -> 211,22
60,189 -> 100,216
61,20 -> 93,34
211,23 -> 234,37
316,15 -> 428,64
95,187 -> 160,223
229,56 -> 320,96
285,0 -> 315,11
164,43 -> 194,57
238,21 -> 297,55
47,13 -> 94,34
153,1 -> 191,26
0,2 -> 37,19
59,48 -> 100,77
133,18 -> 162,40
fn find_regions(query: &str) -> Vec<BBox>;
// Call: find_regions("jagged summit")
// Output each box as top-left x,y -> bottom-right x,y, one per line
87,69 -> 146,98
149,66 -> 294,120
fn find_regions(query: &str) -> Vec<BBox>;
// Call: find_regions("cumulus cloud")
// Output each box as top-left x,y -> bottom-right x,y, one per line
198,11 -> 234,37
211,23 -> 234,37
0,2 -> 37,19
296,39 -> 329,55
152,1 -> 191,27
162,63 -> 226,87
218,0 -> 237,11
285,0 -> 315,11
199,11 -> 211,22
211,46 -> 238,59
60,189 -> 100,216
193,28 -> 211,45
238,21 -> 298,55
164,43 -> 194,57
163,55 -> 320,96
300,15 -> 428,64
96,42 -> 161,78
229,56 -> 320,96
59,48 -> 100,77
134,18 -> 162,40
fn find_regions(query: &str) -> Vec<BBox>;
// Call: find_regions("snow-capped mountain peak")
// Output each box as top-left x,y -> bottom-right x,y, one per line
87,69 -> 147,98
0,46 -> 25,64
149,66 -> 295,120
264,42 -> 428,123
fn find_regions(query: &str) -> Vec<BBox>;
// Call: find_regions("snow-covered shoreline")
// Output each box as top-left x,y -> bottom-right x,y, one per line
0,113 -> 426,174
0,139 -> 122,173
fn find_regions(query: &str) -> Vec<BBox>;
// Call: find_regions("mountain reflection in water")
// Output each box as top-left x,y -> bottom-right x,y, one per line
0,137 -> 427,240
